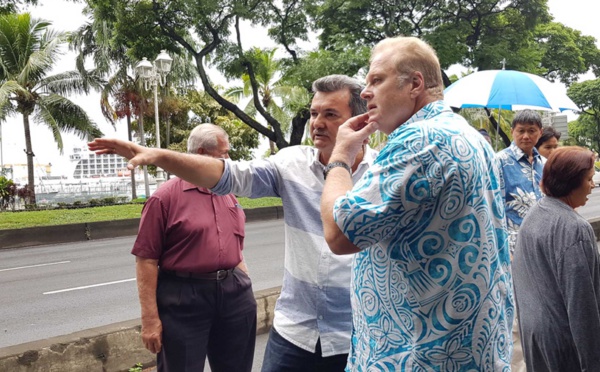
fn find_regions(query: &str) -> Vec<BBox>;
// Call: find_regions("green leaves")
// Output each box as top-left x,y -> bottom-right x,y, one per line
0,12 -> 104,204
36,94 -> 103,147
535,22 -> 600,85
567,78 -> 600,153
80,0 -> 599,154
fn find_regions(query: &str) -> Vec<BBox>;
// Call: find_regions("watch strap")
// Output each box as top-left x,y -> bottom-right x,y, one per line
323,161 -> 352,179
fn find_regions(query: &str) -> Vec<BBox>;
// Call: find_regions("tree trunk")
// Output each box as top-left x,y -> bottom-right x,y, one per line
268,135 -> 276,155
22,114 -> 35,205
442,69 -> 452,88
289,109 -> 310,145
485,108 -> 511,148
126,113 -> 137,200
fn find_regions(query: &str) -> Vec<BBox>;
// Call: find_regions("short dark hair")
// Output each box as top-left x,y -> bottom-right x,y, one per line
478,128 -> 490,137
312,75 -> 366,116
512,109 -> 542,129
542,146 -> 595,197
536,126 -> 561,149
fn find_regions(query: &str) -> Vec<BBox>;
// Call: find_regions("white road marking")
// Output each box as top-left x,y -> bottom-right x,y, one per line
0,261 -> 71,272
43,278 -> 136,295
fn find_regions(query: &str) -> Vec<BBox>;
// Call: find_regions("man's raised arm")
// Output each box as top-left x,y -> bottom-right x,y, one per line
88,138 -> 224,188
320,114 -> 378,255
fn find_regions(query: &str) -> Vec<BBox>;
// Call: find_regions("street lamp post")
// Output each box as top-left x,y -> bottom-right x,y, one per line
0,122 -> 3,175
135,50 -> 173,187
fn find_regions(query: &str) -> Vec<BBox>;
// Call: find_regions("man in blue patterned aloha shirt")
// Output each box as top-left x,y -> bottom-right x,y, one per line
496,110 -> 544,255
495,109 -> 543,372
320,36 -> 513,371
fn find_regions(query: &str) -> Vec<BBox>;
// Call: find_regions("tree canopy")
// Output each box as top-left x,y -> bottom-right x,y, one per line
567,78 -> 600,153
0,12 -> 103,204
79,0 -> 600,151
0,0 -> 37,15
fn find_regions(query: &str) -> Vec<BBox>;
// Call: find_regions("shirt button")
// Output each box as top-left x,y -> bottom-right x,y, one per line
318,315 -> 323,320
318,285 -> 323,290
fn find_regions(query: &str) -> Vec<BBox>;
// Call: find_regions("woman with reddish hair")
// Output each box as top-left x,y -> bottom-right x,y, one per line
513,146 -> 600,371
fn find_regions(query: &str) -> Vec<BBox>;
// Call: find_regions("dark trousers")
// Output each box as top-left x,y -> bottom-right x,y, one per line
261,327 -> 349,372
157,268 -> 257,372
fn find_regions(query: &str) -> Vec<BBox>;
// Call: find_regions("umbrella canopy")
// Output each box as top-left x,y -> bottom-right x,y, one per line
444,70 -> 579,112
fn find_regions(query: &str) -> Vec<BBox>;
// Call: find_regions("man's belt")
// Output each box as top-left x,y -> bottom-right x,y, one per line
160,268 -> 234,281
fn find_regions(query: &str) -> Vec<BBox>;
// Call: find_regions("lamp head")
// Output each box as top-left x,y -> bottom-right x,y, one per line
155,50 -> 173,74
135,57 -> 153,79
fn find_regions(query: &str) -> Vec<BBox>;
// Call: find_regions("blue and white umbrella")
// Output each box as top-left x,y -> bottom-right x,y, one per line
444,70 -> 578,112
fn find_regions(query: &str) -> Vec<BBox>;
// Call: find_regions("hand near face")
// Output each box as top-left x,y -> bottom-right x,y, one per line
88,138 -> 154,170
331,113 -> 379,164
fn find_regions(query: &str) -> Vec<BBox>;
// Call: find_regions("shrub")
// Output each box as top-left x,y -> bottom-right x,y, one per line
17,184 -> 35,205
0,176 -> 17,211
128,362 -> 143,372
101,197 -> 116,205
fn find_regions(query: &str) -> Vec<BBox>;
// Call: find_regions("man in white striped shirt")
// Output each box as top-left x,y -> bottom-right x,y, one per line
88,75 -> 378,371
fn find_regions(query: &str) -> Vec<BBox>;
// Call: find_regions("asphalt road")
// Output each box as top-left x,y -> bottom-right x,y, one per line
0,219 -> 285,348
577,186 -> 600,220
1,189 -> 598,349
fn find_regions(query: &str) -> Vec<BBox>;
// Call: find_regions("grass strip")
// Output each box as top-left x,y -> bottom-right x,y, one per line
0,197 -> 282,230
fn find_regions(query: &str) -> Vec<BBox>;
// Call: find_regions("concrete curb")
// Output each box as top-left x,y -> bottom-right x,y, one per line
0,287 -> 281,372
0,206 -> 284,250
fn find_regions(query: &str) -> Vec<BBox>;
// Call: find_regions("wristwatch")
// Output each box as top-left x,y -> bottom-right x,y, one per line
323,161 -> 352,179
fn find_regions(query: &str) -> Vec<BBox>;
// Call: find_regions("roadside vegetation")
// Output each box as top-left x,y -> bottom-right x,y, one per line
0,197 -> 282,230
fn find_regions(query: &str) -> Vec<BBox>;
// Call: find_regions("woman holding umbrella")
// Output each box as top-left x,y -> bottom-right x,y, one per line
512,146 -> 600,371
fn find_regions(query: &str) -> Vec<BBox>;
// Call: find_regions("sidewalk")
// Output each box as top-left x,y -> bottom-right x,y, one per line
0,287 -> 280,372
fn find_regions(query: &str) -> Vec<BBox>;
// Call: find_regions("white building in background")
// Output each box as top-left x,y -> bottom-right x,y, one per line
3,146 -> 131,182
1,162 -> 54,184
1,145 -> 157,208
542,112 -> 569,140
69,146 -> 130,179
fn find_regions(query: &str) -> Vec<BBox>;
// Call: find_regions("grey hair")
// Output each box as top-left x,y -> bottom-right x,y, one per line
311,75 -> 366,116
512,109 -> 542,129
187,123 -> 228,154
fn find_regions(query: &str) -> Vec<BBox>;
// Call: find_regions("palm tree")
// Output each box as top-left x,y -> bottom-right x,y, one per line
0,13 -> 102,204
69,10 -> 142,199
70,7 -> 198,194
225,48 -> 309,154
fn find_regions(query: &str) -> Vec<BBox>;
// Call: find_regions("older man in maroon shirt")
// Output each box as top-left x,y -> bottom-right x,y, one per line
133,123 -> 256,372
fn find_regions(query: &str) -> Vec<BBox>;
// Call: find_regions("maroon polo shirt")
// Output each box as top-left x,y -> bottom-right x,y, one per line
131,177 -> 245,272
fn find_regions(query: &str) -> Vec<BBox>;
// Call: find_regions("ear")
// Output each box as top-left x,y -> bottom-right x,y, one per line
409,71 -> 425,98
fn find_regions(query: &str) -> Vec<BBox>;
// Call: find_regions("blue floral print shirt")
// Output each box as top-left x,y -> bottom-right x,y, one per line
333,101 -> 513,371
495,142 -> 544,253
